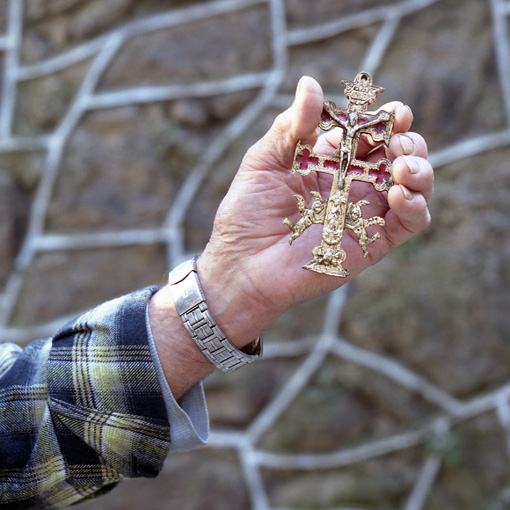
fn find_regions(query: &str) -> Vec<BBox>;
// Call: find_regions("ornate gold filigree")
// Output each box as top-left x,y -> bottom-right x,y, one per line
284,72 -> 395,277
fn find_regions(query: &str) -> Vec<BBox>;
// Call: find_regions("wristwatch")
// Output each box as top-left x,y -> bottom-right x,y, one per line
168,257 -> 262,372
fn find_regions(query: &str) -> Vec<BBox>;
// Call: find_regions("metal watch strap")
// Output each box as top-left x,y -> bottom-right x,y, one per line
168,257 -> 262,372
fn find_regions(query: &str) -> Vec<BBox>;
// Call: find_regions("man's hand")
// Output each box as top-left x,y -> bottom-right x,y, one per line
197,76 -> 433,348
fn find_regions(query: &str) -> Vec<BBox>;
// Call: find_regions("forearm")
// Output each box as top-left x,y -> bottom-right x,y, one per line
148,283 -> 215,401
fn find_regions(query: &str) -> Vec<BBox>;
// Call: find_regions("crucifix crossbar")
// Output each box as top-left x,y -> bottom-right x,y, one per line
284,72 -> 395,277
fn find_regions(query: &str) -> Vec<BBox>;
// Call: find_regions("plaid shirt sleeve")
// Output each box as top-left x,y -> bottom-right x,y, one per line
0,286 -> 171,509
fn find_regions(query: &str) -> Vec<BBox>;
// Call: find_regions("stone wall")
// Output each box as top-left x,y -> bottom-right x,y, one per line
1,1 -> 510,509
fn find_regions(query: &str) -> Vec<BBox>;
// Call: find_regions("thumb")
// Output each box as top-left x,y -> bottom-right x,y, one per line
252,76 -> 324,172
286,75 -> 324,145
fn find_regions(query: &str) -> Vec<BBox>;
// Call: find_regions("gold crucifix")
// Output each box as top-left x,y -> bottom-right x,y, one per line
284,72 -> 395,277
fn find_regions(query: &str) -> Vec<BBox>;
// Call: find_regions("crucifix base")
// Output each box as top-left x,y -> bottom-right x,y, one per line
304,261 -> 349,278
304,245 -> 349,277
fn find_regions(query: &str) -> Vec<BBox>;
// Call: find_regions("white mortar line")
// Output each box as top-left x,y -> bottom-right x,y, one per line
360,14 -> 401,77
495,393 -> 510,457
0,0 -> 23,138
240,445 -> 272,510
331,338 -> 463,414
35,229 -> 166,251
262,337 -> 317,358
269,0 -> 288,72
0,36 -> 10,51
491,0 -> 510,126
87,72 -> 274,109
322,285 -> 349,337
403,455 -> 442,510
287,0 -> 439,46
16,36 -> 110,81
253,425 -> 431,470
0,135 -> 51,153
246,335 -> 331,444
428,129 -> 510,168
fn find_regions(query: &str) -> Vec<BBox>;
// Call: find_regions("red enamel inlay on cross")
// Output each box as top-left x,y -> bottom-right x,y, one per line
347,163 -> 365,177
296,148 -> 319,170
369,161 -> 389,185
373,123 -> 386,134
321,111 -> 334,124
346,160 -> 390,186
323,158 -> 339,170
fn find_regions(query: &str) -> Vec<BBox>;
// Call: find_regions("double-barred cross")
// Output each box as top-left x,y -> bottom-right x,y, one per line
285,72 -> 395,277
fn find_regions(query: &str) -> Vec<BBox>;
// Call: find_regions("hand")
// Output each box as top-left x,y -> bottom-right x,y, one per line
197,76 -> 433,347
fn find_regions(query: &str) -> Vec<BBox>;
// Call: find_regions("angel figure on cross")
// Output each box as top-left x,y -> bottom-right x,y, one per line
283,191 -> 327,245
345,200 -> 385,257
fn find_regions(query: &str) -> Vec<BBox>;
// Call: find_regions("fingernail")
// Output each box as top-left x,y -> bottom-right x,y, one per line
405,156 -> 419,174
401,184 -> 413,200
399,135 -> 414,155
295,76 -> 305,98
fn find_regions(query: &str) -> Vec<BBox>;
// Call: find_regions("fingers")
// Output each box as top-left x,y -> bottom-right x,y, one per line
387,102 -> 413,135
248,76 -> 324,172
357,102 -> 413,155
315,128 -> 342,156
387,131 -> 428,160
387,182 -> 431,236
386,150 -> 434,239
391,155 -> 434,202
383,116 -> 433,240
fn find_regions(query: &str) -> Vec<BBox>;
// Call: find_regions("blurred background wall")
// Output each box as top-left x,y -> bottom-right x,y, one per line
1,0 -> 510,509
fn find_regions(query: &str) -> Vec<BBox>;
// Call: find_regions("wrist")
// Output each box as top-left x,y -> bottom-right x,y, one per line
196,248 -> 277,350
168,257 -> 262,372
149,285 -> 213,400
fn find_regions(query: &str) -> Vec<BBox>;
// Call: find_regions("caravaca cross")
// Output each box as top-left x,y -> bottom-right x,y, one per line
284,71 -> 395,277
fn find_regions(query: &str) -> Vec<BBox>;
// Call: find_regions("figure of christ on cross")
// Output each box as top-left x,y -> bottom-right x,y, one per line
284,72 -> 395,277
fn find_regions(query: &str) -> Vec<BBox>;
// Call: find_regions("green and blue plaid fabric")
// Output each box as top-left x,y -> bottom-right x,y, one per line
0,287 -> 171,509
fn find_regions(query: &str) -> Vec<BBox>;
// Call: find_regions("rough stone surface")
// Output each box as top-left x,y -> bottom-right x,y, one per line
286,28 -> 376,95
342,147 -> 510,397
16,60 -> 90,135
99,6 -> 273,89
259,357 -> 437,454
11,244 -> 168,326
47,104 -> 198,231
378,0 -> 503,151
80,449 -> 251,510
285,0 -> 396,29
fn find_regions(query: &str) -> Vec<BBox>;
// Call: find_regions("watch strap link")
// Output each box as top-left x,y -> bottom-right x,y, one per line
168,257 -> 262,372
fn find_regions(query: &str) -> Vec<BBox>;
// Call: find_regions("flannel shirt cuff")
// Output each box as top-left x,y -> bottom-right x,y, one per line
146,301 -> 210,453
